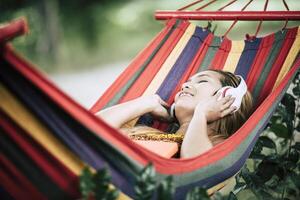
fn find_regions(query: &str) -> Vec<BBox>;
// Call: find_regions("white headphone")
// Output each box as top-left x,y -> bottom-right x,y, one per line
216,75 -> 247,112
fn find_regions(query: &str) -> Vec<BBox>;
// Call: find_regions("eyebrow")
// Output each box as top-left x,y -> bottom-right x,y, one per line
188,74 -> 211,81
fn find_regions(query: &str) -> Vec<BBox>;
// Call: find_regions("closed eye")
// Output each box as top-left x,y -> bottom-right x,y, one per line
197,80 -> 208,84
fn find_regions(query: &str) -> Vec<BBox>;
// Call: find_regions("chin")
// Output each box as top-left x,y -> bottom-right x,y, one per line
174,100 -> 196,113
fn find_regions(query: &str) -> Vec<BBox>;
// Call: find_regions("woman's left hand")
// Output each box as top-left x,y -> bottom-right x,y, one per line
195,93 -> 236,122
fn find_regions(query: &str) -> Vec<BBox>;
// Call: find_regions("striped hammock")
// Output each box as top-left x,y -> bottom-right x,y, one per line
0,19 -> 299,199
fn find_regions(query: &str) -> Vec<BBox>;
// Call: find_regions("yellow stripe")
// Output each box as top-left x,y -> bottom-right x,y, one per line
273,27 -> 300,90
0,84 -> 131,199
223,40 -> 245,73
0,84 -> 85,175
143,24 -> 196,96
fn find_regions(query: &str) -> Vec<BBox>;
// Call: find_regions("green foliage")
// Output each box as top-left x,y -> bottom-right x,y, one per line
80,167 -> 96,199
235,72 -> 300,200
134,164 -> 157,200
186,187 -> 210,200
157,176 -> 175,200
134,163 -> 176,200
79,166 -> 119,200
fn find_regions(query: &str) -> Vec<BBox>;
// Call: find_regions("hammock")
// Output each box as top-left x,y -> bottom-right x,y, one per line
1,4 -> 300,199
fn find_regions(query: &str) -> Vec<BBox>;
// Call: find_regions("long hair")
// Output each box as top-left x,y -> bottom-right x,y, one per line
207,69 -> 253,145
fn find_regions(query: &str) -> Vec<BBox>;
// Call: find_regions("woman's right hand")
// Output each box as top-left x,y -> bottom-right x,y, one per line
139,94 -> 171,121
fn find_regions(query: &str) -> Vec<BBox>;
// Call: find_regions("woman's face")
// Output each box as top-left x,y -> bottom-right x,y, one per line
173,70 -> 223,123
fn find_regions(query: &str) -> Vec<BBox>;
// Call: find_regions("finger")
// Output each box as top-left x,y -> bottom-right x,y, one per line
221,97 -> 235,110
214,92 -> 222,100
158,98 -> 170,107
221,106 -> 237,117
220,95 -> 232,103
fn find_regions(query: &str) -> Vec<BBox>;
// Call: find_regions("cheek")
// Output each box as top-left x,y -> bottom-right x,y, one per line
196,85 -> 218,97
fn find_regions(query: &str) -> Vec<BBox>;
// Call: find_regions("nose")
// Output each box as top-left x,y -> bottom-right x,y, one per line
181,82 -> 192,90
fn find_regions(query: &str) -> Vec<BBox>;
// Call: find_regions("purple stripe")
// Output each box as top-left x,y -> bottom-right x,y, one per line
157,27 -> 210,101
234,38 -> 262,79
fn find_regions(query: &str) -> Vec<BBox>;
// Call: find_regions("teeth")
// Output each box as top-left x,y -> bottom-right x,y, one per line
180,92 -> 193,97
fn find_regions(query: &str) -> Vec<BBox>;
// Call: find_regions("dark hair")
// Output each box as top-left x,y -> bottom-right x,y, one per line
207,69 -> 253,145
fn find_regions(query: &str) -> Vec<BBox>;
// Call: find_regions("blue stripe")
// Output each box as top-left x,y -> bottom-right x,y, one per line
234,38 -> 262,79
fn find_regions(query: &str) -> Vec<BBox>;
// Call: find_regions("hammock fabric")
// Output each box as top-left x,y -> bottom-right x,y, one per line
0,18 -> 300,200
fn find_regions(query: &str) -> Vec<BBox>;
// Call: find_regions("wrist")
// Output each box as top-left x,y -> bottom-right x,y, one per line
193,108 -> 208,122
136,96 -> 157,113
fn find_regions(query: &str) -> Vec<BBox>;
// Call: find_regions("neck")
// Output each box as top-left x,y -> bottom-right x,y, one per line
177,120 -> 215,135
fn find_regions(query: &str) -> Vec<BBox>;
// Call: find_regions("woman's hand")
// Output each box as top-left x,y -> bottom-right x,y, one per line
139,94 -> 171,121
194,93 -> 236,122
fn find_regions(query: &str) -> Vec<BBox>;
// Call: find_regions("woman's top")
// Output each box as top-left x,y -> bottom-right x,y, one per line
129,132 -> 184,146
120,125 -> 184,146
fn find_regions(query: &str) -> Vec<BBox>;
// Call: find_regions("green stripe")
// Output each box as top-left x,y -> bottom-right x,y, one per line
104,20 -> 182,109
197,36 -> 222,72
252,30 -> 287,102
0,131 -> 69,199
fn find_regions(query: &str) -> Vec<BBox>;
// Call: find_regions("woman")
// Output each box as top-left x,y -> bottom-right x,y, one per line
96,70 -> 253,158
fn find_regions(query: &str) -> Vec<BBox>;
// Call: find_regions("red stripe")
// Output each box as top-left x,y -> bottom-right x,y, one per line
257,27 -> 298,104
0,154 -> 46,200
0,111 -> 80,197
120,21 -> 190,103
209,38 -> 232,70
90,19 -> 178,112
246,33 -> 274,92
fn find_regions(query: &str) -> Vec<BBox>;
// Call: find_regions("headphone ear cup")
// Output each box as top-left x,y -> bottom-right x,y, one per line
223,88 -> 243,111
170,103 -> 176,119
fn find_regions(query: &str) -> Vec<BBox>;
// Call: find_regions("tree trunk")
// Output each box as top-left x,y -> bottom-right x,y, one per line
36,0 -> 61,66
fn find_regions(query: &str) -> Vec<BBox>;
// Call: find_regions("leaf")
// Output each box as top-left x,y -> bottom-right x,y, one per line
256,159 -> 278,183
287,150 -> 299,165
93,167 -> 119,200
281,93 -> 296,116
227,192 -> 238,200
134,164 -> 156,200
259,136 -> 276,149
291,142 -> 300,151
270,115 -> 282,125
270,123 -> 290,139
290,172 -> 300,189
249,139 -> 263,159
292,84 -> 300,96
157,176 -> 174,200
80,167 -> 95,200
185,187 -> 210,200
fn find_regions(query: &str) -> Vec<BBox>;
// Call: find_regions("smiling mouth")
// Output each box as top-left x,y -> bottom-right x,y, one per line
179,92 -> 194,97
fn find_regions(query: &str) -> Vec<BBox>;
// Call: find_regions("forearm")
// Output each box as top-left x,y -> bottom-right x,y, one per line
180,112 -> 213,158
96,97 -> 153,128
